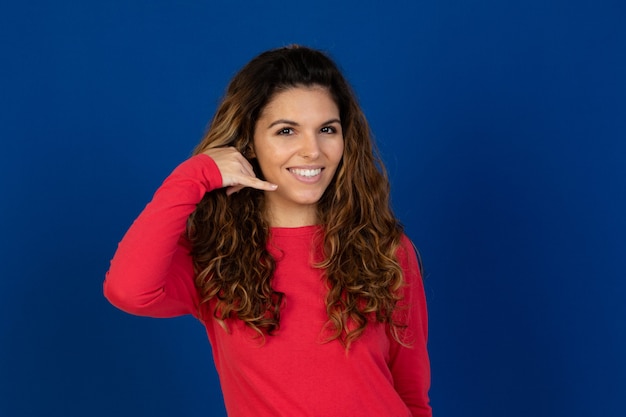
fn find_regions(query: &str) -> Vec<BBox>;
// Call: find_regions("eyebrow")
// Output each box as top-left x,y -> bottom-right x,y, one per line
267,118 -> 341,129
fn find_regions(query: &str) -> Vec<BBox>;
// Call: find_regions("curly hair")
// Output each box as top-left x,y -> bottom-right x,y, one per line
187,45 -> 408,349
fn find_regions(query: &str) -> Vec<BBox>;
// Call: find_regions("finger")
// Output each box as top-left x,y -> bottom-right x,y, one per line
232,175 -> 278,192
226,179 -> 277,196
247,178 -> 278,191
226,185 -> 244,196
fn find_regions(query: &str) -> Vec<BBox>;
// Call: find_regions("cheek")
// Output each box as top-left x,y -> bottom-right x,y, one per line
330,141 -> 345,163
254,147 -> 287,179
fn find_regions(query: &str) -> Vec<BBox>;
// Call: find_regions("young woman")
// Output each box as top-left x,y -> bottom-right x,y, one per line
104,45 -> 431,416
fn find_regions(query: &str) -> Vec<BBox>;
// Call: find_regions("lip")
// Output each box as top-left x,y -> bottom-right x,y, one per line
287,166 -> 325,183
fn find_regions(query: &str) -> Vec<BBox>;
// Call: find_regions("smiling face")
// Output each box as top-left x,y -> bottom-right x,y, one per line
252,86 -> 344,227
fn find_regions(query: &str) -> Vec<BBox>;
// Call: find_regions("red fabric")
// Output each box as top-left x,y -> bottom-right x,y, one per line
104,154 -> 432,417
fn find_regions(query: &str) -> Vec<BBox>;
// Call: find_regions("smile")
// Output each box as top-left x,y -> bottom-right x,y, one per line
288,168 -> 322,178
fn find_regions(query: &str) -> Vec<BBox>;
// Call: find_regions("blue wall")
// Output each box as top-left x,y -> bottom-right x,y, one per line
1,1 -> 624,416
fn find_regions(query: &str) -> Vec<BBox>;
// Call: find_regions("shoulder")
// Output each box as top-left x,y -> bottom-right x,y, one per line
397,234 -> 423,282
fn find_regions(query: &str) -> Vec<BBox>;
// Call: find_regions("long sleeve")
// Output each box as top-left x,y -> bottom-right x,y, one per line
388,235 -> 432,417
103,154 -> 222,318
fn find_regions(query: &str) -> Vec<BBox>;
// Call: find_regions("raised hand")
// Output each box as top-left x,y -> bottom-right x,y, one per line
202,147 -> 277,196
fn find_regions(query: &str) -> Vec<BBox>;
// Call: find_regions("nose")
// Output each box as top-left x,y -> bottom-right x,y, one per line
299,132 -> 321,159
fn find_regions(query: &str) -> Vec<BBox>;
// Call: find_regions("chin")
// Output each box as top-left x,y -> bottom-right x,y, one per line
296,198 -> 323,206
293,194 -> 324,206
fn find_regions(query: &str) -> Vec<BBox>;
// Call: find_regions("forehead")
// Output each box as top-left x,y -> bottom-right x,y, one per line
259,86 -> 339,119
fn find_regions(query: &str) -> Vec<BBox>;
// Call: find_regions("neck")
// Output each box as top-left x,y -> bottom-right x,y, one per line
265,205 -> 318,228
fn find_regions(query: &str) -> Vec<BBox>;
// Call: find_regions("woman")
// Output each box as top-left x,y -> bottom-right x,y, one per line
104,45 -> 431,416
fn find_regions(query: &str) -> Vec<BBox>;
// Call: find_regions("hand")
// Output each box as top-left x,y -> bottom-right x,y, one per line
202,147 -> 277,196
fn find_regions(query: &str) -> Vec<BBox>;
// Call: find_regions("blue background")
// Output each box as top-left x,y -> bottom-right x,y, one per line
1,1 -> 624,416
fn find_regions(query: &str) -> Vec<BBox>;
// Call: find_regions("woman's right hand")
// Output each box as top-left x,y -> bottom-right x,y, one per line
202,147 -> 277,196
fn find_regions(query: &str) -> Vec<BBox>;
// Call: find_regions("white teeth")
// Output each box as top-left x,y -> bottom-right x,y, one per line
290,168 -> 322,178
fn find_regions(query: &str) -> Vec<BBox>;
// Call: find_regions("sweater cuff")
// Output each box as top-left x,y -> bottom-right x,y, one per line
168,153 -> 223,191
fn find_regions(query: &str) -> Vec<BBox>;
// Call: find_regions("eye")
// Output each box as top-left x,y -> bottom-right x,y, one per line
276,127 -> 294,135
320,126 -> 337,134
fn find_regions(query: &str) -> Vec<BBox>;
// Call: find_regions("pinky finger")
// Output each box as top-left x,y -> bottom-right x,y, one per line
226,185 -> 245,196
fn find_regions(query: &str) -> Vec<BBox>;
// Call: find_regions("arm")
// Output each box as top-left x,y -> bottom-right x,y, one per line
388,235 -> 432,417
103,154 -> 222,318
103,148 -> 278,318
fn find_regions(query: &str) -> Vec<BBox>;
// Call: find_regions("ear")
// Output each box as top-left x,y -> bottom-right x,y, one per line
244,143 -> 256,159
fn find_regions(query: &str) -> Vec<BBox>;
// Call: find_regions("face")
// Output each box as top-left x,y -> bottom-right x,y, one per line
252,86 -> 344,226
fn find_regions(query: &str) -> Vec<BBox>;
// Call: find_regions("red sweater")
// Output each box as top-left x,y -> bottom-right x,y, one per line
104,154 -> 431,417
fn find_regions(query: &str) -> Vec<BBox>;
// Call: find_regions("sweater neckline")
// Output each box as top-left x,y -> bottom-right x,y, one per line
270,224 -> 322,237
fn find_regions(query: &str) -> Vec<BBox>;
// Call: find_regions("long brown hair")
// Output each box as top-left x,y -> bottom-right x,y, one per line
187,45 -> 408,348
